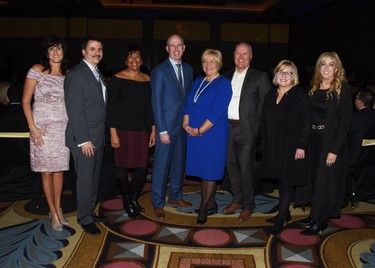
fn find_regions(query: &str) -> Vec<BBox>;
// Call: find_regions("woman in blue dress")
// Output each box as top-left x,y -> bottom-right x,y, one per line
182,49 -> 232,224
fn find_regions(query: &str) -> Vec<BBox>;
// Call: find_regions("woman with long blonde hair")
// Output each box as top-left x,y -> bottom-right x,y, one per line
297,52 -> 352,235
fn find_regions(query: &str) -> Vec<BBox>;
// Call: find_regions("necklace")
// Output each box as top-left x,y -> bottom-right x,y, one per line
193,73 -> 219,104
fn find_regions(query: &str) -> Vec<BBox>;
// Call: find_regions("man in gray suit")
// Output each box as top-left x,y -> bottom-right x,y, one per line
64,36 -> 107,235
222,42 -> 272,221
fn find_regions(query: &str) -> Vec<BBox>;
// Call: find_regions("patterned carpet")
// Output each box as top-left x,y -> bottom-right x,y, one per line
1,181 -> 375,268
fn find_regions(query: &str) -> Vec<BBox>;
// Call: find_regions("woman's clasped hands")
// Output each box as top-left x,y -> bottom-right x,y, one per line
184,124 -> 201,137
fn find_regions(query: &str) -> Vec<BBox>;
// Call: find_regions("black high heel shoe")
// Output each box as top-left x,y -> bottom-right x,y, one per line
207,203 -> 218,216
123,197 -> 140,219
194,203 -> 218,216
131,193 -> 145,212
297,217 -> 314,229
270,218 -> 285,235
197,207 -> 208,225
266,210 -> 291,224
301,220 -> 327,235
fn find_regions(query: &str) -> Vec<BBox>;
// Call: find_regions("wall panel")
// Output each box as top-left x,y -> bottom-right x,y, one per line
154,21 -> 210,41
221,23 -> 269,43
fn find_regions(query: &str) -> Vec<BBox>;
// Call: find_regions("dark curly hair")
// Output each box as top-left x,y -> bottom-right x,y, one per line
40,35 -> 68,75
126,43 -> 142,56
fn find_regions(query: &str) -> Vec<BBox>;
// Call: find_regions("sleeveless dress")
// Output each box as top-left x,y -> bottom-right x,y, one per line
27,68 -> 69,172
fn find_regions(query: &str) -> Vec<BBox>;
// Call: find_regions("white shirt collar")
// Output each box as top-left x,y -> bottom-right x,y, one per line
83,59 -> 97,72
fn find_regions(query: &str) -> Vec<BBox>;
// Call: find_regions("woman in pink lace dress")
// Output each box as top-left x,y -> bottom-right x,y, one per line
22,36 -> 70,231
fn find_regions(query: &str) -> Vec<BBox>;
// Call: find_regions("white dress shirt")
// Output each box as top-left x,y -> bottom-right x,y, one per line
228,66 -> 249,120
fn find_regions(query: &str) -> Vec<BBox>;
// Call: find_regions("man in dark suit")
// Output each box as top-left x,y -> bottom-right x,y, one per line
348,89 -> 375,165
0,84 -> 28,132
64,36 -> 107,235
222,42 -> 272,221
150,34 -> 194,218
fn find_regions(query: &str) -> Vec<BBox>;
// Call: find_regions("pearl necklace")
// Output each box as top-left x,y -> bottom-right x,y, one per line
193,73 -> 219,104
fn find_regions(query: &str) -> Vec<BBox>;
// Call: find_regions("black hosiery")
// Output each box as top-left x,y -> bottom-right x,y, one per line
200,180 -> 217,211
130,167 -> 147,194
278,179 -> 293,220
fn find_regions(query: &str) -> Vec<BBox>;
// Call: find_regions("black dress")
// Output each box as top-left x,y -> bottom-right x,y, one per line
308,85 -> 353,223
261,85 -> 312,186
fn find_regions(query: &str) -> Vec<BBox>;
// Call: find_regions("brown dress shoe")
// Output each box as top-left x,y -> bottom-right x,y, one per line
153,207 -> 165,219
167,199 -> 192,207
223,202 -> 242,213
238,209 -> 252,221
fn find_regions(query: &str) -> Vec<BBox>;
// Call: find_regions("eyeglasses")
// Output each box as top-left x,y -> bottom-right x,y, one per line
277,71 -> 293,77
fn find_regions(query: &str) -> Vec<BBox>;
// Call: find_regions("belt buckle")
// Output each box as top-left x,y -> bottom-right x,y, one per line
312,125 -> 324,130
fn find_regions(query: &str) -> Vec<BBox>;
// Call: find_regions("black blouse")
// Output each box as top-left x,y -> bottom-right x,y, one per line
106,77 -> 154,131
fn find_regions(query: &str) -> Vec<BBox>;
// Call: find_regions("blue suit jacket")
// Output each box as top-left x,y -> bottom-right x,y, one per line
151,59 -> 194,136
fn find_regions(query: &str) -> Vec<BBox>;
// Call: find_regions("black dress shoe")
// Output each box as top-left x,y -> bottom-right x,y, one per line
297,217 -> 314,229
301,220 -> 327,236
94,215 -> 108,223
81,223 -> 101,235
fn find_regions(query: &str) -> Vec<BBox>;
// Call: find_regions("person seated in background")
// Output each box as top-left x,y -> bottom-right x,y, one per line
348,89 -> 375,166
0,80 -> 12,112
0,84 -> 28,132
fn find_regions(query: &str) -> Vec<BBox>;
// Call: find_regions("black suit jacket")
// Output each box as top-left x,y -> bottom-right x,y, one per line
64,60 -> 107,150
348,107 -> 375,165
223,66 -> 272,145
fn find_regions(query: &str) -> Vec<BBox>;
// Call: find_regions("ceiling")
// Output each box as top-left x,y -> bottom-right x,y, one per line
0,0 -> 355,23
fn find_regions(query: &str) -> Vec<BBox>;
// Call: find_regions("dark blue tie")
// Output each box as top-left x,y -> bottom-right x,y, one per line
176,64 -> 183,91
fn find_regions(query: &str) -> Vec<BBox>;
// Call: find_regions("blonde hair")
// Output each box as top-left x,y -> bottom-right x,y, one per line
201,48 -> 223,69
309,52 -> 347,99
272,59 -> 299,86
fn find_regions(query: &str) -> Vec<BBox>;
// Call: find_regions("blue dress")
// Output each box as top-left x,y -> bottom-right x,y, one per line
183,76 -> 232,180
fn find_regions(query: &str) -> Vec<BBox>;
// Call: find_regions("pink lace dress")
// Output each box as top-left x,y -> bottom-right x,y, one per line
27,68 -> 69,172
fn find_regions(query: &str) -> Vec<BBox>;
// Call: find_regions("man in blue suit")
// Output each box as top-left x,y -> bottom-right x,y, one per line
151,34 -> 194,218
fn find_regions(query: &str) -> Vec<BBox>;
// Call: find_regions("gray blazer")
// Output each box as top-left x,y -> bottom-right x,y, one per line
64,60 -> 107,150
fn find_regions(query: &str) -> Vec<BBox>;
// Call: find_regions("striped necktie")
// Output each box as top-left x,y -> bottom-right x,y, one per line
176,63 -> 183,91
94,68 -> 101,83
